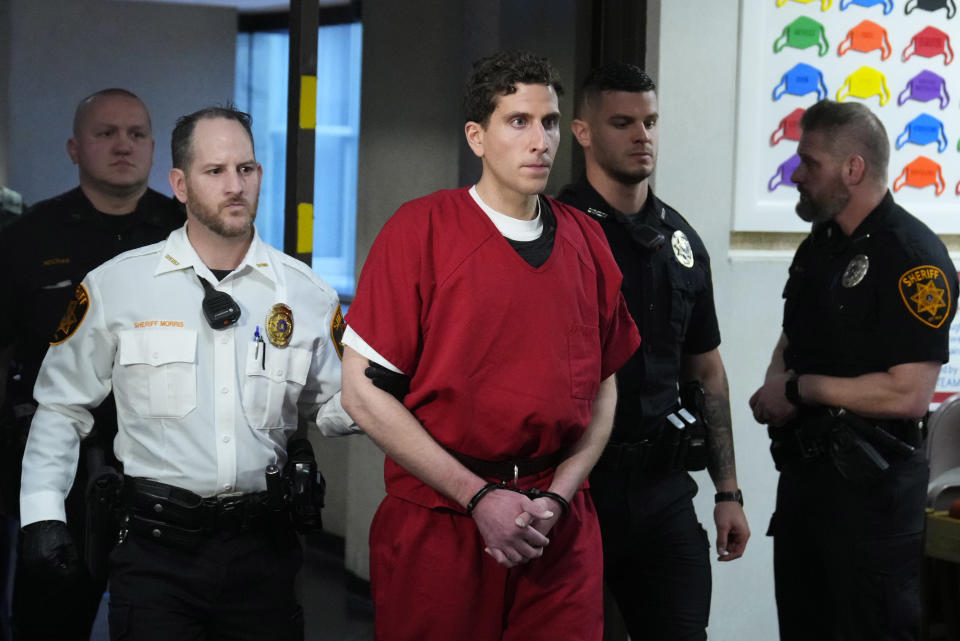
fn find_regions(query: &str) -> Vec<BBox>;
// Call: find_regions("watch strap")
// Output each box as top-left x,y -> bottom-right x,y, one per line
715,489 -> 743,506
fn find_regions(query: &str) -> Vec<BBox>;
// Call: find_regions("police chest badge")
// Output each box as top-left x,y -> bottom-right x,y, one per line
671,230 -> 694,268
899,265 -> 951,329
266,304 -> 294,346
51,284 -> 89,345
842,255 -> 869,288
330,304 -> 345,360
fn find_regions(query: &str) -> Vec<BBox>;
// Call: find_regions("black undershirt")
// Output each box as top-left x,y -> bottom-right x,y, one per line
506,196 -> 556,268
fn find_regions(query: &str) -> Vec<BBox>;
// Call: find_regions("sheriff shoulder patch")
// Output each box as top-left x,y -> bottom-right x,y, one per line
330,304 -> 345,360
899,265 -> 951,329
51,284 -> 90,344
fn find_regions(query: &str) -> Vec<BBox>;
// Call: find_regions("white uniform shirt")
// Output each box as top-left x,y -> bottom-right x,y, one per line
20,224 -> 356,526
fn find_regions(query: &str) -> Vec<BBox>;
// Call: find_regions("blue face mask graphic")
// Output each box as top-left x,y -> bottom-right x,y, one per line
840,0 -> 895,13
773,63 -> 828,101
896,114 -> 949,152
904,0 -> 957,19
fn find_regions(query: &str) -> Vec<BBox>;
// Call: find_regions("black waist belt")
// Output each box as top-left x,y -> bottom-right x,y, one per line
121,477 -> 282,545
447,449 -> 564,483
768,410 -> 921,468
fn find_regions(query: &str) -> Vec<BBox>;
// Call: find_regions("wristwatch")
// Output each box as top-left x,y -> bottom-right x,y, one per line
715,489 -> 744,506
784,373 -> 802,407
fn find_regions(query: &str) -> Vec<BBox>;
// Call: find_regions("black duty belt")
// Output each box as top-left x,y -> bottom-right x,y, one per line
768,408 -> 921,469
447,449 -> 565,483
121,477 -> 283,546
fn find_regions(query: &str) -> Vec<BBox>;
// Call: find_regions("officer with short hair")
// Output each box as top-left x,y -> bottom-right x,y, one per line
557,62 -> 750,641
750,99 -> 957,641
18,105 -> 355,640
0,88 -> 183,640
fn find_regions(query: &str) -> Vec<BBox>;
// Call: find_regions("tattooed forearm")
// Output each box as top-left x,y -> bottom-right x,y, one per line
704,368 -> 737,485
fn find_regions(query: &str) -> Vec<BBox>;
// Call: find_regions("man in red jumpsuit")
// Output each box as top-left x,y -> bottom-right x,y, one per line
341,50 -> 640,641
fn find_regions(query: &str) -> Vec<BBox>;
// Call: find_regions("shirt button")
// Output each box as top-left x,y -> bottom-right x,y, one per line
648,304 -> 655,311
152,352 -> 159,360
221,337 -> 229,345
224,484 -> 233,492
275,369 -> 284,377
220,386 -> 229,394
222,435 -> 231,443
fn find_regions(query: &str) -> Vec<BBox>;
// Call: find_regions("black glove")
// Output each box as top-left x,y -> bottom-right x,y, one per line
364,360 -> 410,401
20,520 -> 83,588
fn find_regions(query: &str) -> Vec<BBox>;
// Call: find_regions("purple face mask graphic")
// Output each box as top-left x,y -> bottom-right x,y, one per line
897,71 -> 950,109
768,154 -> 802,191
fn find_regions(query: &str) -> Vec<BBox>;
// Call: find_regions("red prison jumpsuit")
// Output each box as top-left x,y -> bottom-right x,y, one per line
345,188 -> 640,641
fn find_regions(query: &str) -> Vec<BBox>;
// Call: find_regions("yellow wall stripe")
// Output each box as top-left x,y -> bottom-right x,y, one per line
297,203 -> 314,254
299,75 -> 317,130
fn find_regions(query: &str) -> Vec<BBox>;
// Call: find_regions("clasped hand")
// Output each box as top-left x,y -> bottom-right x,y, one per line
470,488 -> 561,568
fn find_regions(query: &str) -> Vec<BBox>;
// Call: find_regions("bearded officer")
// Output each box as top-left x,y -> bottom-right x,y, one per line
750,99 -> 957,641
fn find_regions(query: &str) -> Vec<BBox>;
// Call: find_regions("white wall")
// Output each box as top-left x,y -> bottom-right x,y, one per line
650,1 -> 787,639
5,0 -> 237,205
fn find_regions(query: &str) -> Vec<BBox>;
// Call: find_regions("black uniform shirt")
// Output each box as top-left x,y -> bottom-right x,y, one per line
558,175 -> 721,440
783,191 -> 957,378
0,186 -> 185,400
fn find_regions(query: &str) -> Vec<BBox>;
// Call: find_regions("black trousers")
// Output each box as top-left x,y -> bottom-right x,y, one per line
108,524 -> 303,641
590,466 -> 711,641
769,448 -> 928,641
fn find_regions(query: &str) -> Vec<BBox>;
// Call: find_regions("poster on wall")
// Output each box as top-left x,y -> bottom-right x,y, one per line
734,0 -> 960,232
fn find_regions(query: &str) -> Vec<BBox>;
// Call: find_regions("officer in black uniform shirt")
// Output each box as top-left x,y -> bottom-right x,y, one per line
558,63 -> 750,641
750,99 -> 957,641
0,88 -> 183,641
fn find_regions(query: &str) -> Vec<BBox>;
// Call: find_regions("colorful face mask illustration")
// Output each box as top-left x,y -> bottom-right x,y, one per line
771,108 -> 806,146
777,0 -> 833,9
773,64 -> 828,101
898,71 -> 950,109
904,0 -> 958,19
902,27 -> 954,65
839,0 -> 894,13
836,66 -> 890,105
896,114 -> 949,152
893,156 -> 946,195
838,20 -> 892,60
768,154 -> 802,191
774,17 -> 830,56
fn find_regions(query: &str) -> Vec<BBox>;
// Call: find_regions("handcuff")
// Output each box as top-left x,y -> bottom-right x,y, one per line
466,480 -> 570,517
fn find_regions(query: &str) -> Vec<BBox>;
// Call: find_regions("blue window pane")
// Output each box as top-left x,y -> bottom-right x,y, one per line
235,23 -> 362,296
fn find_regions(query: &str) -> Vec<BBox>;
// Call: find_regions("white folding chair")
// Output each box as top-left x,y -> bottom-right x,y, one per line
925,393 -> 960,510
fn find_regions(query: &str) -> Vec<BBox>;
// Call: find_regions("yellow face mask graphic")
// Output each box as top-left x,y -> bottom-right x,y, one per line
836,66 -> 890,106
777,0 -> 832,9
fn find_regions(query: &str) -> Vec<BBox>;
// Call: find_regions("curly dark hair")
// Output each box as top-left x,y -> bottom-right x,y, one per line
171,105 -> 254,170
463,50 -> 563,127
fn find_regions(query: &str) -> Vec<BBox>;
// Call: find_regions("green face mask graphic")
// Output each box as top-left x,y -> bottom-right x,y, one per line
774,16 -> 830,57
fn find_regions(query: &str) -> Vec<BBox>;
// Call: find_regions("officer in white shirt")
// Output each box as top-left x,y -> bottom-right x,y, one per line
18,106 -> 355,640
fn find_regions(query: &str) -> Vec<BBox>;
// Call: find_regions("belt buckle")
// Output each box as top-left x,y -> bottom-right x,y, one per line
215,495 -> 246,531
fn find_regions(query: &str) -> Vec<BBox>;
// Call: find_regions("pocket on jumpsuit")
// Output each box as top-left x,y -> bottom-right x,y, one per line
241,343 -> 312,430
117,329 -> 198,418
